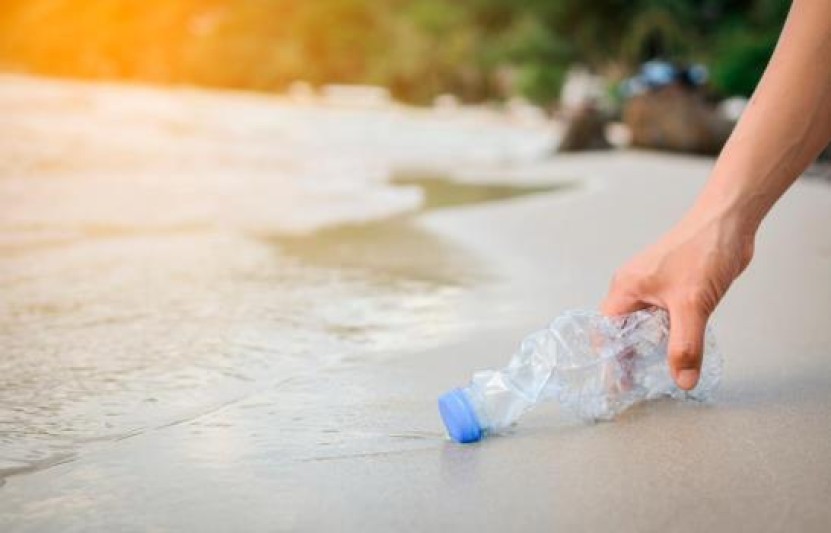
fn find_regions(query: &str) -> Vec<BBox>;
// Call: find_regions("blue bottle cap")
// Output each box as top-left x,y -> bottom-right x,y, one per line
438,388 -> 483,444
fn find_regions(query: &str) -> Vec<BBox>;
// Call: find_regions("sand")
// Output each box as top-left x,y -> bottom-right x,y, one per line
2,149 -> 830,532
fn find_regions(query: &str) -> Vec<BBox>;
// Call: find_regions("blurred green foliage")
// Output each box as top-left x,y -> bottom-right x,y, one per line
709,0 -> 789,96
0,0 -> 790,104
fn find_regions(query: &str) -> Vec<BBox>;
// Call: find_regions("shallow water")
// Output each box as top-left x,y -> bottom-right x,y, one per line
0,76 -> 560,483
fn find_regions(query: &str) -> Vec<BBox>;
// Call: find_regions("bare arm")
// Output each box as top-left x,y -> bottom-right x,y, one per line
602,0 -> 831,390
696,0 -> 831,232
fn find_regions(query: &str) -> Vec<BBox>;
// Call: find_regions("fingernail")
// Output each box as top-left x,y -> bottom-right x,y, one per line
677,369 -> 699,390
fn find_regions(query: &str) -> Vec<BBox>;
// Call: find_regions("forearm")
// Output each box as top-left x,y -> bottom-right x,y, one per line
692,0 -> 831,234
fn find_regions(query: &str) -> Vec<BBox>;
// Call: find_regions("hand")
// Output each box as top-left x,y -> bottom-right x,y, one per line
601,210 -> 755,390
604,0 -> 831,391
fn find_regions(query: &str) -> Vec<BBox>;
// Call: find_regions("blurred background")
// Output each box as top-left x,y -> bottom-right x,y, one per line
0,0 -> 804,155
0,0 -> 788,100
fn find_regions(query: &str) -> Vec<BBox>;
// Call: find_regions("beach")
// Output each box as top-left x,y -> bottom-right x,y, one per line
2,77 -> 831,532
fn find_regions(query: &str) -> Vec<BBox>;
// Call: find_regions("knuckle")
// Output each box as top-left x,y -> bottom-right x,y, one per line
680,287 -> 711,311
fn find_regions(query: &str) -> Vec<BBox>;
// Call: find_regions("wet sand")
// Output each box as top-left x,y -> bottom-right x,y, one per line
2,78 -> 831,531
2,151 -> 830,531
0,74 -> 557,479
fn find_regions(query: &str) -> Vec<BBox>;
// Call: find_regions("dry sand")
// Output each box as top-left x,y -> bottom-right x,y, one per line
2,150 -> 830,531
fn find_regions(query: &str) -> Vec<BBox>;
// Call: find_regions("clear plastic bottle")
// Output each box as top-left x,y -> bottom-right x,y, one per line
438,308 -> 723,443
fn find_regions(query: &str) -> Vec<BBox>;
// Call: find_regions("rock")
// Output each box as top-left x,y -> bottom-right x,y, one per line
560,66 -> 607,111
623,85 -> 732,155
558,104 -> 611,152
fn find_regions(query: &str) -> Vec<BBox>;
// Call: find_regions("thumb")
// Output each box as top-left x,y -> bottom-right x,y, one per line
666,302 -> 708,390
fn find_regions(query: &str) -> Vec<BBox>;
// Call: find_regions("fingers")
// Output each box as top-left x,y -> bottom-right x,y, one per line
601,281 -> 650,317
666,302 -> 708,390
602,268 -> 710,391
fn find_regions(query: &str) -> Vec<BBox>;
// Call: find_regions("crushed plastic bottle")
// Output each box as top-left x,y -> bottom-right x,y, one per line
438,308 -> 723,443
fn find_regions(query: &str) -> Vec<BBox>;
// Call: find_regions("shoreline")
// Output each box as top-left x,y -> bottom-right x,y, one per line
2,76 -> 831,531
2,152 -> 831,531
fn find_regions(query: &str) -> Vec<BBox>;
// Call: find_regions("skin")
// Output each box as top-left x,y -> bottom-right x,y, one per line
602,0 -> 831,390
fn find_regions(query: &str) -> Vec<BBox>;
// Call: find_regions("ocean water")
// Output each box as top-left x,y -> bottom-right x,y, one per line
0,76 -> 558,480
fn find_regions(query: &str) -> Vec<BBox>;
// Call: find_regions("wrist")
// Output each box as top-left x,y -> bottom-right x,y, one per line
674,177 -> 759,272
689,167 -> 768,238
668,203 -> 755,277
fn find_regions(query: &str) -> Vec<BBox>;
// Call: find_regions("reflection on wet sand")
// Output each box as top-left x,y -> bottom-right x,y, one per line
0,172 -> 565,484
276,174 -> 568,285
0,77 -> 568,527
